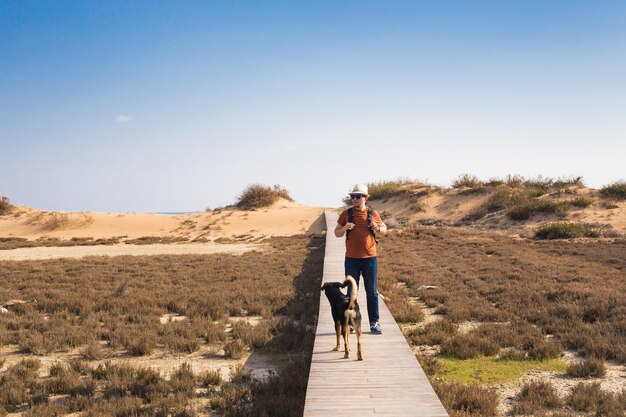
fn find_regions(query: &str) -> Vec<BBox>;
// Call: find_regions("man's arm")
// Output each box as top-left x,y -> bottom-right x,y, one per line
370,211 -> 387,236
335,222 -> 353,237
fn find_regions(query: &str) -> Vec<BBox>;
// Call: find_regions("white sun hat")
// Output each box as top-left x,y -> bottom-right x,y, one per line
350,184 -> 369,196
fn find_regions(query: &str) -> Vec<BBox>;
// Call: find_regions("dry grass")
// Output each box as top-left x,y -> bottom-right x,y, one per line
432,380 -> 499,416
42,212 -> 70,230
566,357 -> 607,378
0,234 -> 324,415
236,184 -> 293,210
379,227 -> 626,366
511,380 -> 562,415
380,226 -> 625,415
568,382 -> 604,412
0,236 -> 123,250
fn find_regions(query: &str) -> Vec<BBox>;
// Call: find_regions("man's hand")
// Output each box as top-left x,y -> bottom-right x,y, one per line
335,221 -> 355,237
369,222 -> 380,232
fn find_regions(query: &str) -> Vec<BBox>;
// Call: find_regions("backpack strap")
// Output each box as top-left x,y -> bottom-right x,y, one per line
368,207 -> 379,244
346,207 -> 354,240
345,207 -> 378,244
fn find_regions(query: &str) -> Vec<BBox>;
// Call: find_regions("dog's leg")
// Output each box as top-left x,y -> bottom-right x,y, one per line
334,321 -> 341,351
355,320 -> 363,361
343,321 -> 350,359
343,320 -> 350,359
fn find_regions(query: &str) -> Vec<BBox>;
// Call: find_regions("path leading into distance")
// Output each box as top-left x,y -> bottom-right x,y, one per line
304,210 -> 448,417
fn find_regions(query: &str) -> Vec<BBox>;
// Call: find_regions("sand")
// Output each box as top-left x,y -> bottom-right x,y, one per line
0,199 -> 326,260
0,242 -> 264,261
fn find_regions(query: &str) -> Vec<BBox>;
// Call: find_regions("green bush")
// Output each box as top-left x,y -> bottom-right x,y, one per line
534,222 -> 601,240
236,184 -> 293,210
600,181 -> 626,200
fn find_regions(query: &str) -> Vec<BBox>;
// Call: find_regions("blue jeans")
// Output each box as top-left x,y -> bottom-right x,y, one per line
344,257 -> 379,324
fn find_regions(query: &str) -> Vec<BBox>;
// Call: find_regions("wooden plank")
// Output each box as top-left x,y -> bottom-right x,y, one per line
303,210 -> 448,417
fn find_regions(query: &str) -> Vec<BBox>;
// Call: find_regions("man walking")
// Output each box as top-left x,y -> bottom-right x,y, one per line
334,184 -> 387,334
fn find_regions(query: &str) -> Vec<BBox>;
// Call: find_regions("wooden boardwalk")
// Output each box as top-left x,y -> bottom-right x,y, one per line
303,210 -> 448,417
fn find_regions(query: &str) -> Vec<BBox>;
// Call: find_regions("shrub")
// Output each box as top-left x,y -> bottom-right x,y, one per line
367,179 -> 415,200
600,181 -> 626,200
231,320 -> 273,349
534,222 -> 601,240
568,382 -> 602,412
487,187 -> 533,211
506,202 -> 537,220
170,363 -> 196,398
408,320 -> 457,346
511,381 -> 561,415
596,390 -> 626,417
432,380 -> 499,416
224,339 -> 246,359
523,337 -> 563,360
0,196 -> 13,215
199,369 -> 222,387
68,378 -> 96,398
410,202 -> 425,212
566,358 -> 606,378
524,176 -> 554,190
440,334 -> 500,359
82,342 -> 107,360
452,174 -> 483,189
236,184 -> 293,210
386,297 -> 424,324
43,212 -> 70,230
131,367 -> 166,402
125,333 -> 157,356
507,200 -> 568,220
569,196 -> 593,208
416,354 -> 442,376
552,176 -> 584,189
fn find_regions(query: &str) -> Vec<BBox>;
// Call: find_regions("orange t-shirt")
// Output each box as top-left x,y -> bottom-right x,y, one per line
337,207 -> 382,258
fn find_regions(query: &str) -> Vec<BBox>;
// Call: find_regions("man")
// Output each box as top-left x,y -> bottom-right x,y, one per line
334,184 -> 387,334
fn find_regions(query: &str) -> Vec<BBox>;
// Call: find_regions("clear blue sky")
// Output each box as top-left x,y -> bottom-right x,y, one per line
1,1 -> 625,212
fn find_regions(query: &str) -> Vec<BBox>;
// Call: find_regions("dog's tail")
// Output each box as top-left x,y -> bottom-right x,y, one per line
343,275 -> 358,311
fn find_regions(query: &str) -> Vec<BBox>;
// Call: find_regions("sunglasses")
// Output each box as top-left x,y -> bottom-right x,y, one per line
350,194 -> 364,199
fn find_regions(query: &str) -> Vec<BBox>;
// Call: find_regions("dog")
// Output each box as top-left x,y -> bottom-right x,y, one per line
321,275 -> 363,360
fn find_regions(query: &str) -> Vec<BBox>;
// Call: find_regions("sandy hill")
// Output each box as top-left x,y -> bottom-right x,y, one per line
1,181 -> 624,246
366,181 -> 625,237
0,199 -> 326,243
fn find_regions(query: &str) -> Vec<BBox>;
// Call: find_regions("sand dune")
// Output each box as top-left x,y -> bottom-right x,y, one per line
368,186 -> 625,236
0,199 -> 326,241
